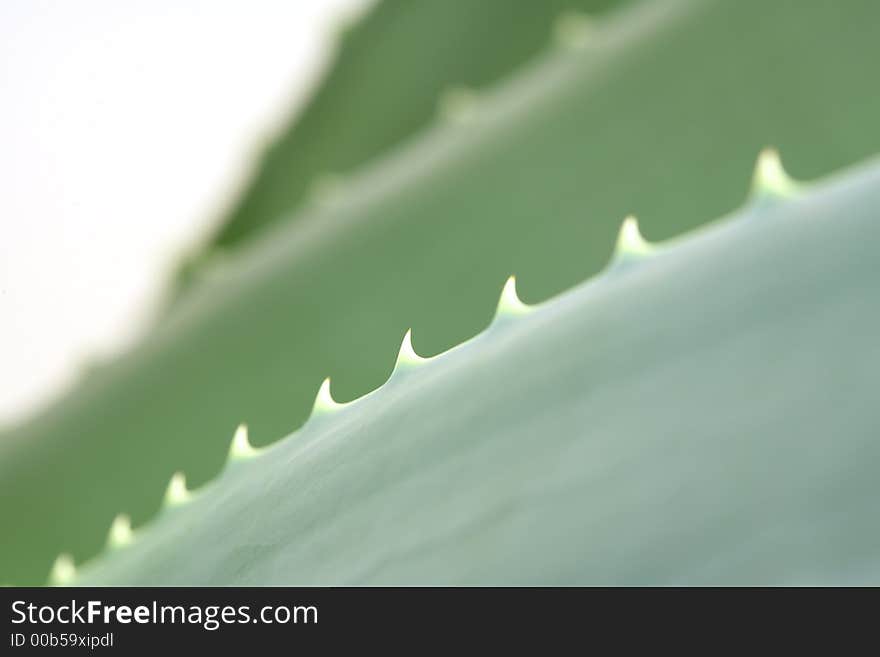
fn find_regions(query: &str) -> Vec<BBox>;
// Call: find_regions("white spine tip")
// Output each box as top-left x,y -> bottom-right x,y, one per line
229,423 -> 258,460
495,275 -> 530,317
395,329 -> 426,368
107,514 -> 133,549
48,554 -> 76,586
613,215 -> 654,262
751,148 -> 797,198
313,377 -> 344,415
163,471 -> 190,507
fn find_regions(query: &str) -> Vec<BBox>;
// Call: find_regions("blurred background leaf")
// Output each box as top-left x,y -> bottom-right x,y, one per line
190,0 -> 626,256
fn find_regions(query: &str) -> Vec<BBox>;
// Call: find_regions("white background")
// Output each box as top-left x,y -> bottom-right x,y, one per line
0,0 -> 366,425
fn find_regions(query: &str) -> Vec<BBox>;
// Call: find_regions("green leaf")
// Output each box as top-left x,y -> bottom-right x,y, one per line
198,0 -> 625,252
3,0 -> 880,584
70,157 -> 880,585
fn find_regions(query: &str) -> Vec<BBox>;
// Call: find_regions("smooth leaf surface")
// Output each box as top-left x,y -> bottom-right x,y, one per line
3,0 -> 880,583
74,158 -> 880,585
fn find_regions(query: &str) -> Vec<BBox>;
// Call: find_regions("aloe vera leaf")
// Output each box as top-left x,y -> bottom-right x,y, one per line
198,0 -> 624,253
3,0 -> 880,584
68,157 -> 880,585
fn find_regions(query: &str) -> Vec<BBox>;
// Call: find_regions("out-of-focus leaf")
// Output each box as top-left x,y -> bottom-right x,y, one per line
198,0 -> 625,253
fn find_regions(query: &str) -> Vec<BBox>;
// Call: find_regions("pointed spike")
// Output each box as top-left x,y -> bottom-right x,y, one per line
494,275 -> 530,318
228,423 -> 258,461
312,377 -> 344,415
48,554 -> 76,586
438,86 -> 479,124
751,148 -> 798,199
163,471 -> 191,507
395,329 -> 427,369
554,11 -> 594,50
616,216 -> 652,254
610,216 -> 654,269
107,514 -> 133,549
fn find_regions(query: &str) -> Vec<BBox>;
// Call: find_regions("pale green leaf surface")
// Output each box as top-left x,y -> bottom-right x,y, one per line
3,0 -> 880,584
72,159 -> 880,585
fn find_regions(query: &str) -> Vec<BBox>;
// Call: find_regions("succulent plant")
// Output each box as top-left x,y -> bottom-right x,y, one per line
61,155 -> 880,584
2,0 -> 879,585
